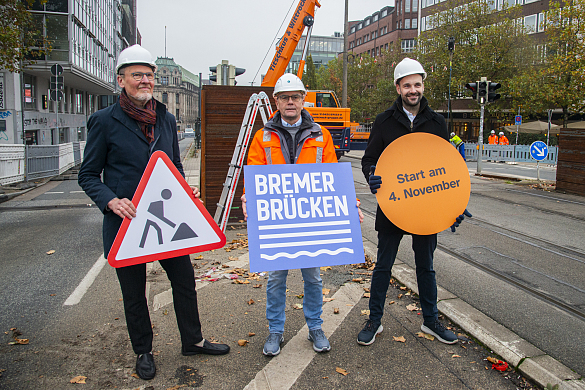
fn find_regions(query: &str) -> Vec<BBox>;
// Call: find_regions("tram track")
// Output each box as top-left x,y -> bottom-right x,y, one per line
359,206 -> 585,322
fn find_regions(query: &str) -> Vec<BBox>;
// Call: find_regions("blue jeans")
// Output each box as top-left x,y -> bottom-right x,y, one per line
266,267 -> 324,333
458,143 -> 466,161
369,231 -> 438,324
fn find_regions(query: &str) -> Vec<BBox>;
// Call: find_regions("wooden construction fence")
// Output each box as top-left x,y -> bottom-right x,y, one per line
201,85 -> 275,224
556,127 -> 585,196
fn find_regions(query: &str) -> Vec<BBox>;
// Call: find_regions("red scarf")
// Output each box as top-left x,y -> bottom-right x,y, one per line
119,89 -> 157,143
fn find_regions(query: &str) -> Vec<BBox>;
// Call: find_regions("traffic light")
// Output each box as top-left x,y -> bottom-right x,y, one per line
478,80 -> 487,104
209,66 -> 217,83
465,82 -> 477,100
488,82 -> 501,102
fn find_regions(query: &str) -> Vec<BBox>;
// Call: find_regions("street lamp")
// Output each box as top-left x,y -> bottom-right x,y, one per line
447,37 -> 455,133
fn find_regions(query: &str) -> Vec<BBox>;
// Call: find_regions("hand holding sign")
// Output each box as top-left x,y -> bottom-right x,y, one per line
374,133 -> 471,235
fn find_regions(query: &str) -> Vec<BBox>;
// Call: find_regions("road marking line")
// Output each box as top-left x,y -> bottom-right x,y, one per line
64,254 -> 107,306
244,282 -> 363,390
70,190 -> 86,193
45,191 -> 64,194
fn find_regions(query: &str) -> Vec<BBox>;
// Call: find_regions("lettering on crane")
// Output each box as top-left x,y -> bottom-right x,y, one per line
270,37 -> 289,71
288,0 -> 307,29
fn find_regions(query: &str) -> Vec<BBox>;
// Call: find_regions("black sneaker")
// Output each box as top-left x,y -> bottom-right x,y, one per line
357,319 -> 383,346
421,320 -> 458,344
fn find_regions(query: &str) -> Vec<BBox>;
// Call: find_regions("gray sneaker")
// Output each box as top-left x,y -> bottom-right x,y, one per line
308,329 -> 331,352
263,333 -> 284,356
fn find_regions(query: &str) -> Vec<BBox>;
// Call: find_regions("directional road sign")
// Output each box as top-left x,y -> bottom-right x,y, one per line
515,115 -> 522,126
530,141 -> 548,161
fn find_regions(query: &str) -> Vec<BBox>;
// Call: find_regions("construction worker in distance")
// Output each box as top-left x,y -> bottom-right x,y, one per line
498,131 -> 510,145
241,73 -> 362,357
488,130 -> 498,144
359,57 -> 471,347
450,132 -> 466,161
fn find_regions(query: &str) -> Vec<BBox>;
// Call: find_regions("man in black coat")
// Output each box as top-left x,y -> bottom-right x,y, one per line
357,58 -> 459,346
78,44 -> 229,381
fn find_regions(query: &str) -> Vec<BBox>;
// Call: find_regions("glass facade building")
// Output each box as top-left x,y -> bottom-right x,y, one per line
286,34 -> 345,74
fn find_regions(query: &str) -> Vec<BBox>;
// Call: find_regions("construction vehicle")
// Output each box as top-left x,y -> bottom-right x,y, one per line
261,0 -> 356,159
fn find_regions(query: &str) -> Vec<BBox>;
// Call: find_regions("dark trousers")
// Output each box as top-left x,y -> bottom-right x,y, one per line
369,230 -> 438,324
115,255 -> 203,354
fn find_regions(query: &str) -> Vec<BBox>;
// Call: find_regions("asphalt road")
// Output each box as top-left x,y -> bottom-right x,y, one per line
466,160 -> 557,181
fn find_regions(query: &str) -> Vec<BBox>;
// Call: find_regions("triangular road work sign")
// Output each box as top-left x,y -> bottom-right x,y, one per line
108,151 -> 226,268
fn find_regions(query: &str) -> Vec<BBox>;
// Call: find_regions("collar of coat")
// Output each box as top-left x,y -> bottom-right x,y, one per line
383,95 -> 434,127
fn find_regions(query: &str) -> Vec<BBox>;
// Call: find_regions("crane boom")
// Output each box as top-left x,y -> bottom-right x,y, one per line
261,0 -> 321,87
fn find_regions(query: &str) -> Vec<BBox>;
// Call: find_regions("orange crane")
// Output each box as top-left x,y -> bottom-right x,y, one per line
261,0 -> 357,159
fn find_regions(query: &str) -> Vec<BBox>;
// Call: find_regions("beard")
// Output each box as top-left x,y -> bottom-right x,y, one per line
401,92 -> 422,108
131,90 -> 152,103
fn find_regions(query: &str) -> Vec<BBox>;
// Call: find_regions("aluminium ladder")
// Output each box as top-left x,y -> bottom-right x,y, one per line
213,92 -> 273,232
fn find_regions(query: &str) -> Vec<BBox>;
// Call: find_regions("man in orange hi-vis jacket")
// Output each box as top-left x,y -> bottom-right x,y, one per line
488,130 -> 498,144
498,131 -> 510,145
241,73 -> 337,357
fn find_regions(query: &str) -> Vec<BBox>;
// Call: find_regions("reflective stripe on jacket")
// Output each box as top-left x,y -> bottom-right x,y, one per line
499,136 -> 509,145
488,134 -> 498,144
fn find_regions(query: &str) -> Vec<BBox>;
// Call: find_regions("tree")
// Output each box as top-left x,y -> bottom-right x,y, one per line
0,0 -> 49,72
509,0 -> 585,126
415,0 -> 534,118
302,54 -> 318,90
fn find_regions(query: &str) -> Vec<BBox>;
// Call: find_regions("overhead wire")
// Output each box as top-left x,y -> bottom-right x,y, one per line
252,0 -> 297,85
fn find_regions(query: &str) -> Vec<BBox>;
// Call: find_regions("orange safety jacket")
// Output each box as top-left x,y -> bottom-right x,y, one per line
247,110 -> 338,166
499,136 -> 509,145
488,134 -> 498,144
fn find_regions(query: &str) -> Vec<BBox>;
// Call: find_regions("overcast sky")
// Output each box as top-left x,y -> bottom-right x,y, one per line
137,0 -> 394,86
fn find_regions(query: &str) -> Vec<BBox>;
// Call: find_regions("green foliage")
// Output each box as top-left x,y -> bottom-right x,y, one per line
0,0 -> 49,72
302,55 -> 318,90
509,0 -> 585,126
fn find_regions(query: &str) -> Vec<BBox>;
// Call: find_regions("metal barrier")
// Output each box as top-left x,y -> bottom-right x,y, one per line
0,141 -> 87,184
0,145 -> 26,185
464,143 -> 558,164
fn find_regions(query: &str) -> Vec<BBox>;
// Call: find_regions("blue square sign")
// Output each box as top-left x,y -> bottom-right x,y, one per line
243,162 -> 364,272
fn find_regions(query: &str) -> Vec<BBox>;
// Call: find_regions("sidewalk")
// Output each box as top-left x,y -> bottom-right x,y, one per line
181,145 -> 583,390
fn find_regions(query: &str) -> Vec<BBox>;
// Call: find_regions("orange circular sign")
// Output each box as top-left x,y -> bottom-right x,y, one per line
375,133 -> 470,235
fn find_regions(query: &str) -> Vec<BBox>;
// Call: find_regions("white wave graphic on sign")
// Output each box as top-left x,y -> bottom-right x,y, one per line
260,247 -> 354,261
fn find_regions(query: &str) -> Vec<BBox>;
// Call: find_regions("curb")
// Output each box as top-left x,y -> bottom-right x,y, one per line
361,240 -> 584,390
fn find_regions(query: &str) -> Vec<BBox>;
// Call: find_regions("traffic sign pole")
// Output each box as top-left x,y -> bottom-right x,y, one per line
477,104 -> 484,174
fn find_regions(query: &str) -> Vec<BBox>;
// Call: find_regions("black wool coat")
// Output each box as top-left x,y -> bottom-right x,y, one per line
361,95 -> 449,234
78,98 -> 183,256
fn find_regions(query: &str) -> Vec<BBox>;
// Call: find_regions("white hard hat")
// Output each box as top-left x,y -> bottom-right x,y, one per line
394,58 -> 427,85
491,130 -> 495,134
116,44 -> 157,74
499,132 -> 504,136
273,73 -> 306,96
450,132 -> 455,137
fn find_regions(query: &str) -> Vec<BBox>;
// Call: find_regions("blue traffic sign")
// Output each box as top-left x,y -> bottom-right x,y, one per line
515,115 -> 522,126
530,141 -> 548,161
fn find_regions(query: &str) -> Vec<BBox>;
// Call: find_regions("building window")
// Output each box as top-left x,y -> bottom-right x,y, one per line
176,109 -> 180,120
382,9 -> 388,17
405,0 -> 411,12
176,93 -> 180,104
413,0 -> 418,11
162,76 -> 169,85
405,19 -> 411,29
412,18 -> 418,29
350,26 -> 355,34
365,18 -> 370,26
373,14 -> 378,22
401,39 -> 416,52
524,14 -> 537,33
162,93 -> 168,103
75,91 -> 84,114
23,74 -> 36,110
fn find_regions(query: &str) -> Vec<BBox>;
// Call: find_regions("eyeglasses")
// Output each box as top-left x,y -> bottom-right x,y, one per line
277,94 -> 303,102
129,72 -> 155,81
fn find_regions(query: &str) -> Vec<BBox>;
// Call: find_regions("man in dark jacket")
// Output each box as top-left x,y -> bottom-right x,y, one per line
357,58 -> 458,346
78,45 -> 229,381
